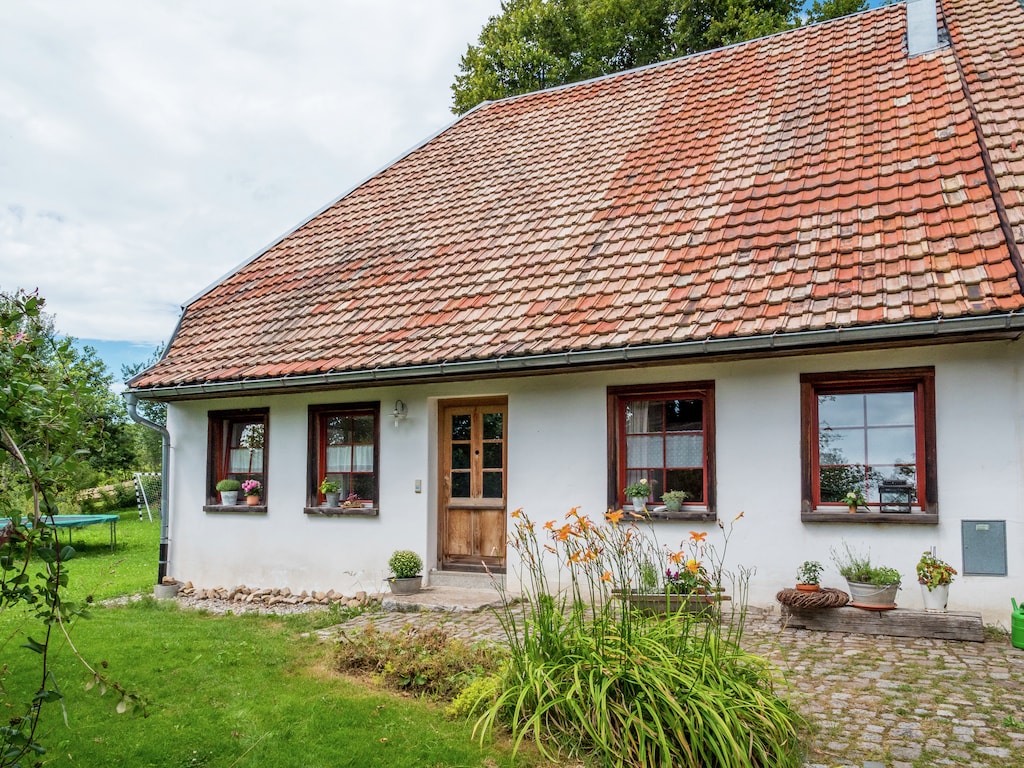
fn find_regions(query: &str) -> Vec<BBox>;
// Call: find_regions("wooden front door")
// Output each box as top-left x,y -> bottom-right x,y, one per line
439,398 -> 507,572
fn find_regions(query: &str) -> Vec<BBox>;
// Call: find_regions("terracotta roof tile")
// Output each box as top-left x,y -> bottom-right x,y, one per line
133,0 -> 1024,391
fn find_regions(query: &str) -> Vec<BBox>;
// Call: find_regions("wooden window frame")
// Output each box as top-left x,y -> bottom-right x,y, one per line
800,368 -> 937,524
607,382 -> 716,521
306,402 -> 380,512
206,408 -> 269,509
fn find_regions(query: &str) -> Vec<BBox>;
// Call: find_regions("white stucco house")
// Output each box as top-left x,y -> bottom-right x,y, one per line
128,0 -> 1024,622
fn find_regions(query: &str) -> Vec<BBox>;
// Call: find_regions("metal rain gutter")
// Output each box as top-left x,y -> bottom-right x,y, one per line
127,312 -> 1024,401
124,392 -> 171,583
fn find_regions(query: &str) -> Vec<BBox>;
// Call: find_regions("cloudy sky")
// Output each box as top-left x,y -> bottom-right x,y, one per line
0,0 -> 502,373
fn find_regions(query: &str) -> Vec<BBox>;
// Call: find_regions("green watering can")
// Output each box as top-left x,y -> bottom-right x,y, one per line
1012,599 -> 1024,650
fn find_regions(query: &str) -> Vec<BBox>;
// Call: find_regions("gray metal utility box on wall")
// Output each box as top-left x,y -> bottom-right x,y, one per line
961,520 -> 1007,576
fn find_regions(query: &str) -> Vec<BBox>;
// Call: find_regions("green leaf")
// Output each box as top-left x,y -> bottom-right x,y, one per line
22,636 -> 45,654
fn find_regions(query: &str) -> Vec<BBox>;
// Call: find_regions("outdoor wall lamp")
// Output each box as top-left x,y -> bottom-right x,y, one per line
392,400 -> 408,427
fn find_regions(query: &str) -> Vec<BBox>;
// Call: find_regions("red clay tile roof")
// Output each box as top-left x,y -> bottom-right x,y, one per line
132,0 -> 1024,393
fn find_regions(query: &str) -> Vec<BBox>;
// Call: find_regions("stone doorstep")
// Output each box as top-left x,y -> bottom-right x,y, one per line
781,605 -> 985,642
381,585 -> 508,613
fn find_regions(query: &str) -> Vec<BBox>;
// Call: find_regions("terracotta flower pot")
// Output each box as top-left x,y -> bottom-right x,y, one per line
795,583 -> 820,593
246,495 -> 260,506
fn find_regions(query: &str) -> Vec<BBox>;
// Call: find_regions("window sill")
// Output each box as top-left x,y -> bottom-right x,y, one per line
636,508 -> 716,522
204,504 -> 267,515
802,509 -> 937,525
304,507 -> 379,518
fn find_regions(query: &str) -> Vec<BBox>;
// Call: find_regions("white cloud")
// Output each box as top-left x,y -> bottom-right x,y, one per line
0,0 -> 500,343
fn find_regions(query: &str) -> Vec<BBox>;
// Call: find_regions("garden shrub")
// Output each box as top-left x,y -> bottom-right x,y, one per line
474,508 -> 804,768
334,622 -> 503,700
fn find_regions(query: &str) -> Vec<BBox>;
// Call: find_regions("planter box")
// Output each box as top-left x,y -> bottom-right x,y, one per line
613,589 -> 730,617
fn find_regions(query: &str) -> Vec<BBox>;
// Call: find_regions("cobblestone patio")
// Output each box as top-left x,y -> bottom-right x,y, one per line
322,603 -> 1024,768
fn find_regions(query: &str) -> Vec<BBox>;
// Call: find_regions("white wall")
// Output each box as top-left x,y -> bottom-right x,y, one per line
164,339 -> 1024,623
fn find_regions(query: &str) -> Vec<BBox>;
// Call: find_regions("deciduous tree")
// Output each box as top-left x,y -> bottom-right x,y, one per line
452,0 -> 867,113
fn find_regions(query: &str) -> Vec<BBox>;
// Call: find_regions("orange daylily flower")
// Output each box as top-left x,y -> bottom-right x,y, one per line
601,571 -> 612,582
556,524 -> 572,541
510,509 -> 522,519
689,531 -> 707,543
543,520 -> 555,530
685,559 -> 701,574
605,509 -> 624,525
668,550 -> 684,565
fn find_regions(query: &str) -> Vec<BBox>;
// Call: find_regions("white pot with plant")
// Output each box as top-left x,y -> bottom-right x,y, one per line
319,477 -> 341,507
624,478 -> 650,512
795,560 -> 823,592
832,543 -> 901,609
215,478 -> 240,506
661,490 -> 688,512
916,550 -> 956,612
387,549 -> 423,595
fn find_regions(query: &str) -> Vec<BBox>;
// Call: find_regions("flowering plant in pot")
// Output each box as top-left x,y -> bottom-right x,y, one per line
842,489 -> 866,513
241,479 -> 262,505
795,560 -> 824,592
215,478 -> 241,505
916,550 -> 957,612
387,549 -> 423,595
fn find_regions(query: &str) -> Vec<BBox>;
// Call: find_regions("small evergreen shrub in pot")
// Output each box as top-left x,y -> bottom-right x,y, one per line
215,478 -> 241,506
387,549 -> 423,595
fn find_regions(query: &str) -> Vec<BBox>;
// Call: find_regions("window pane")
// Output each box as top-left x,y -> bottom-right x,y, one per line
326,416 -> 351,445
666,434 -> 703,467
351,474 -> 374,501
866,392 -> 914,426
352,445 -> 374,472
819,465 -> 867,503
482,471 -> 503,498
867,426 -> 916,465
352,414 -> 375,443
326,445 -> 352,472
451,472 -> 470,498
665,469 -> 703,504
451,415 -> 471,441
665,399 -> 702,431
483,412 -> 503,440
818,394 -> 864,429
451,445 -> 470,470
625,401 -> 657,434
483,443 -> 503,469
819,428 -> 860,466
627,435 -> 663,468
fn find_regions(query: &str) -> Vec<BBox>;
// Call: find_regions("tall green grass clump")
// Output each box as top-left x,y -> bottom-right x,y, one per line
474,508 -> 803,768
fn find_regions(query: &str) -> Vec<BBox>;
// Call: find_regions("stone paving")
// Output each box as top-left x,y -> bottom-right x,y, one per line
318,596 -> 1024,768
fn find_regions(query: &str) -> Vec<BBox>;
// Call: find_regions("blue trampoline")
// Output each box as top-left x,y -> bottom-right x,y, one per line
0,514 -> 119,551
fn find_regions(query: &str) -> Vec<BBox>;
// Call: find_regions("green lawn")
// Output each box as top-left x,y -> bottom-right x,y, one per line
1,512 -> 536,768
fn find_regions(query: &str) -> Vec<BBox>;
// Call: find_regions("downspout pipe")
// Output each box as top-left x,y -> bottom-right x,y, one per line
124,392 -> 170,584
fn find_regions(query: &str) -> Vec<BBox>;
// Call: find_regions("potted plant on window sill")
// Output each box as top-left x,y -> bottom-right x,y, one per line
215,478 -> 241,506
795,560 -> 823,592
916,550 -> 956,613
842,489 -> 866,514
319,478 -> 341,507
832,543 -> 900,609
241,479 -> 262,506
387,549 -> 423,595
623,478 -> 650,512
661,490 -> 688,513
